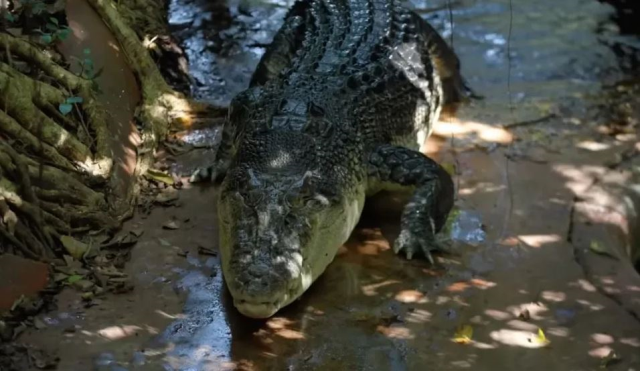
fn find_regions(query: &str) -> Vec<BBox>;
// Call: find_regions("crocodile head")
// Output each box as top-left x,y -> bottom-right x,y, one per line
217,131 -> 364,318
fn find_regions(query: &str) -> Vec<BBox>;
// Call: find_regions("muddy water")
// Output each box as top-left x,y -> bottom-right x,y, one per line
21,0 -> 640,370
151,0 -> 640,369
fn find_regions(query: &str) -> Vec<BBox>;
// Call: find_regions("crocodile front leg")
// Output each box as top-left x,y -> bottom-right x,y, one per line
189,87 -> 263,183
189,120 -> 233,183
368,145 -> 454,263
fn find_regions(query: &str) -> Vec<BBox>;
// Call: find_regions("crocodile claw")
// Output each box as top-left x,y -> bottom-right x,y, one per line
393,229 -> 448,265
189,165 -> 218,183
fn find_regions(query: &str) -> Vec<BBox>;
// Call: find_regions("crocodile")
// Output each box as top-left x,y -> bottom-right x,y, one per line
190,0 -> 473,318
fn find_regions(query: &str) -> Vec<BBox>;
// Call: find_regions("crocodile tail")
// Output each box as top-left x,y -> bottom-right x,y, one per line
250,0 -> 312,87
410,12 -> 480,109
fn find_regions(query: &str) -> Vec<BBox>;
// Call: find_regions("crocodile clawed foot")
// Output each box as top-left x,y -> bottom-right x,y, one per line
393,228 -> 449,265
189,165 -> 219,183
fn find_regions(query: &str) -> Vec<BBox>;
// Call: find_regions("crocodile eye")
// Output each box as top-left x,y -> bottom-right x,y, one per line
305,194 -> 330,209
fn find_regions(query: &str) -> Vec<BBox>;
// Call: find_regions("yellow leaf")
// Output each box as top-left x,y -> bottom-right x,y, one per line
145,169 -> 174,185
534,328 -> 550,346
452,325 -> 473,344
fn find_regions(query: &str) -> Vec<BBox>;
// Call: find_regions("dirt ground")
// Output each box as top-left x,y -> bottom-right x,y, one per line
8,0 -> 640,370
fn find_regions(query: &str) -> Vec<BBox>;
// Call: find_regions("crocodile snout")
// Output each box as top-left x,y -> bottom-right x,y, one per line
227,254 -> 302,318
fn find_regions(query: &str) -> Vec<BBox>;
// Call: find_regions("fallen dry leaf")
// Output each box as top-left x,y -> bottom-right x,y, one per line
600,350 -> 621,368
66,275 -> 83,284
145,169 -> 174,185
60,236 -> 88,260
589,241 -> 618,260
452,325 -> 473,344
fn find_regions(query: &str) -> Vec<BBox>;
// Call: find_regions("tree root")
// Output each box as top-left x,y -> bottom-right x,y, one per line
86,0 -> 227,174
0,0 -> 227,260
0,32 -> 121,259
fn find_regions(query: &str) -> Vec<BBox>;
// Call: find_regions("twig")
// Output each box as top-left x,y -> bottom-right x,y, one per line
501,113 -> 556,129
499,0 -> 515,244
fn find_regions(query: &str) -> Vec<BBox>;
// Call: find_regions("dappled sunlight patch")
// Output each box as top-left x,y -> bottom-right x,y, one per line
506,320 -> 539,332
405,309 -> 432,323
263,317 -> 306,339
356,238 -> 390,255
547,327 -> 570,337
446,278 -> 496,293
449,360 -> 473,368
376,324 -> 414,339
540,290 -> 566,302
97,325 -> 143,340
471,341 -> 498,350
518,234 -> 562,248
275,329 -> 305,340
436,296 -> 451,305
458,183 -> 506,196
155,309 -> 186,320
576,140 -> 612,151
395,290 -> 427,303
432,119 -> 513,144
620,337 -> 640,347
265,317 -> 295,330
588,345 -> 614,358
553,164 -> 607,194
576,299 -> 605,311
489,328 -> 550,348
484,309 -> 511,321
361,280 -> 401,296
571,279 -> 598,292
591,333 -> 615,345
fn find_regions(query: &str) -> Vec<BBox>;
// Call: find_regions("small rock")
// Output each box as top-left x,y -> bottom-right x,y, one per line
0,320 -> 13,341
162,220 -> 180,230
33,317 -> 47,330
155,188 -> 179,204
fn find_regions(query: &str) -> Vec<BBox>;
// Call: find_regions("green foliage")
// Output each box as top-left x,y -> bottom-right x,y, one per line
58,96 -> 84,115
72,48 -> 104,94
37,17 -> 70,45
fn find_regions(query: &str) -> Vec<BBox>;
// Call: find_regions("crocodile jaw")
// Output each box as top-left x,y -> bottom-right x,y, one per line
219,184 -> 366,318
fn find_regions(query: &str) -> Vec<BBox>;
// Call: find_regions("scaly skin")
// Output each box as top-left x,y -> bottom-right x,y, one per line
191,0 -> 472,318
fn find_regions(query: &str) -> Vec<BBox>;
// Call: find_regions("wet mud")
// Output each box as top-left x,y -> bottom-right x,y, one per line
17,0 -> 640,370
